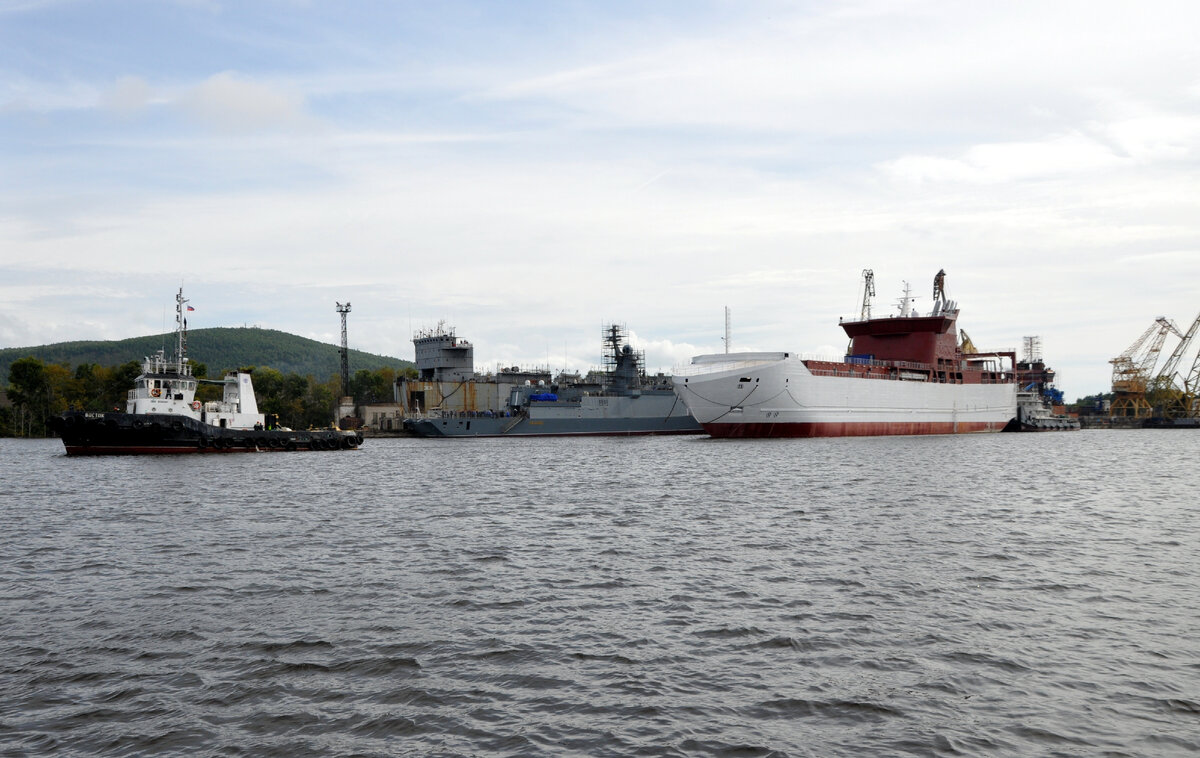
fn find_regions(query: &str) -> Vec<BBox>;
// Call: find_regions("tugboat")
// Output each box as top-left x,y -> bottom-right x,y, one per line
48,289 -> 364,455
1011,336 -> 1081,432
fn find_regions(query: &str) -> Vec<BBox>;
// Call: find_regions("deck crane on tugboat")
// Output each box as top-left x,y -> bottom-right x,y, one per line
1109,317 -> 1178,417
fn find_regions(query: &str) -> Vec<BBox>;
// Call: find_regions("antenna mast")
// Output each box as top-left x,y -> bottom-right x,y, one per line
723,306 -> 731,353
336,302 -> 351,397
859,269 -> 875,320
175,287 -> 189,372
1022,336 -> 1043,364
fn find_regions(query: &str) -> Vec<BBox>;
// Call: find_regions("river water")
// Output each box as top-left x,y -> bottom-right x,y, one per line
1,431 -> 1197,757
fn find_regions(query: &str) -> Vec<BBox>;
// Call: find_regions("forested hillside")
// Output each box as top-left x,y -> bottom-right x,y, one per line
0,327 -> 411,380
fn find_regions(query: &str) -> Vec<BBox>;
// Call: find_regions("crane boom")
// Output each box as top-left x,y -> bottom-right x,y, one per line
1136,312 -> 1200,419
1179,316 -> 1200,418
1148,316 -> 1191,392
1110,317 -> 1175,417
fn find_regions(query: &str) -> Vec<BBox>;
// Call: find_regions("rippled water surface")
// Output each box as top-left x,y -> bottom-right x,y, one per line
2,431 -> 1198,757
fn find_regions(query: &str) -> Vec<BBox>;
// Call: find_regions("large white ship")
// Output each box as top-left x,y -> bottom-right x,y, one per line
673,270 -> 1018,438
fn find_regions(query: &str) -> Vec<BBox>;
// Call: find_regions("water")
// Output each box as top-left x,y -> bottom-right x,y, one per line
2,431 -> 1198,757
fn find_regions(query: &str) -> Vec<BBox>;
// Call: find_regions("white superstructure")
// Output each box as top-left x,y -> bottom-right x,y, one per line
124,288 -> 266,430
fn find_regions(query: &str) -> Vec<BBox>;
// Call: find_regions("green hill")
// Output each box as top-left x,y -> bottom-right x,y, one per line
1,327 -> 412,381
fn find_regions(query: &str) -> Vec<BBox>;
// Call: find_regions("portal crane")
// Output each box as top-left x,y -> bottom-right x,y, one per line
1109,317 -> 1176,417
1146,314 -> 1194,417
1170,311 -> 1200,418
1183,347 -> 1200,419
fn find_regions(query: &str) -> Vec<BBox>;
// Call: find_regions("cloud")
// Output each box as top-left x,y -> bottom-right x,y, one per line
6,1 -> 1200,399
473,1 -> 1200,145
99,75 -> 153,116
177,71 -> 314,132
627,332 -> 708,374
1095,113 -> 1200,162
879,132 -> 1126,185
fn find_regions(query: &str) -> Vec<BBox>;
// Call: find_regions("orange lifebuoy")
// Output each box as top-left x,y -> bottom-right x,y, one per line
191,401 -> 202,411
151,388 -> 161,397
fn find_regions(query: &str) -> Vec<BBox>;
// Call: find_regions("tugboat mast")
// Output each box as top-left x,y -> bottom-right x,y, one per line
175,287 -> 190,374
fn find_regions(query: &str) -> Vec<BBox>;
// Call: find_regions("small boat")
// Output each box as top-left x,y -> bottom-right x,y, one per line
48,289 -> 363,455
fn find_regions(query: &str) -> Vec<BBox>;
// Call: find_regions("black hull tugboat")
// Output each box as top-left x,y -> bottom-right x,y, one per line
49,289 -> 363,455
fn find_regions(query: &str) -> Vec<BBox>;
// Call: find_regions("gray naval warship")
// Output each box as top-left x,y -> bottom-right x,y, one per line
401,324 -> 701,437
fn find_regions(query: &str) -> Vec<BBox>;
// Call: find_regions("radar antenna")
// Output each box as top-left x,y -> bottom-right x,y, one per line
897,281 -> 916,317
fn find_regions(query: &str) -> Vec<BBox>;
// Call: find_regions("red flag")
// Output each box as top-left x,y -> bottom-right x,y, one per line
187,305 -> 195,311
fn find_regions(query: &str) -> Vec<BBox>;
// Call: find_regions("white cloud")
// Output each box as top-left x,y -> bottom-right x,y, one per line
177,71 -> 314,132
627,332 -> 709,374
99,75 -> 153,116
1096,114 -> 1200,162
478,2 -> 1200,138
879,132 -> 1127,185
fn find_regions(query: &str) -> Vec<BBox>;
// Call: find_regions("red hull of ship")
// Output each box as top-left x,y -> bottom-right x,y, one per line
703,420 -> 1010,438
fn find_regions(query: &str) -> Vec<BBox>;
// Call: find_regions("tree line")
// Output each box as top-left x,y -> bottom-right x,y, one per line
1,356 -> 416,438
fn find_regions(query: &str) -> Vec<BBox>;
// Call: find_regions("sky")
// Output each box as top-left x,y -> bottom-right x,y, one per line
3,0 -> 1200,398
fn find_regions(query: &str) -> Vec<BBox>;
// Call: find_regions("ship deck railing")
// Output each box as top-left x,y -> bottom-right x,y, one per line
673,356 -> 789,377
808,368 -> 908,380
423,408 -> 524,420
675,353 -> 938,377
804,356 -> 934,372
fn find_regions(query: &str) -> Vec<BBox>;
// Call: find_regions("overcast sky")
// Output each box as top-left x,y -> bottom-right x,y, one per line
3,0 -> 1199,398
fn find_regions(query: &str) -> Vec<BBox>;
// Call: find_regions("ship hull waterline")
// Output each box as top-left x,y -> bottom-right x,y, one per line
406,389 -> 703,438
701,419 -> 1011,438
674,355 -> 1017,440
52,411 -> 363,456
409,419 -> 704,438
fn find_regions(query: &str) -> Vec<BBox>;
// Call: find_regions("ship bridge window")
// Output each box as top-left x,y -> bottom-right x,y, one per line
739,377 -> 752,383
